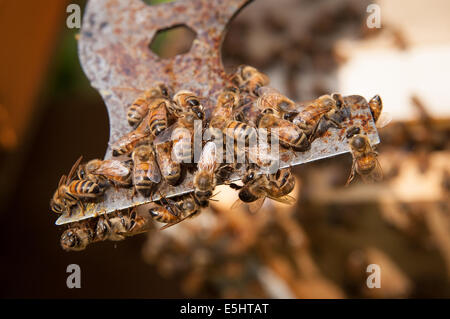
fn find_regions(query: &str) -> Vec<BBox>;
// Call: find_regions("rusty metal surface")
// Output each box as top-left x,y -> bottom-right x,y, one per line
56,0 -> 379,225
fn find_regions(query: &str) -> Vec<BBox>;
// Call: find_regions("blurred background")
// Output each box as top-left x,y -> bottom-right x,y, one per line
0,0 -> 449,298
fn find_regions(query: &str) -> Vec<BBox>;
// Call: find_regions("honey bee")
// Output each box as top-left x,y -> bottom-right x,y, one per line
126,83 -> 172,127
111,115 -> 153,156
289,93 -> 350,140
154,140 -> 182,186
346,128 -> 383,185
230,65 -> 270,95
193,141 -> 219,206
60,221 -> 95,251
230,168 -> 296,213
77,158 -> 131,188
145,97 -> 173,137
172,90 -> 205,120
210,88 -> 258,151
257,109 -> 310,152
50,156 -> 103,215
149,194 -> 202,229
170,107 -> 205,164
255,87 -> 298,114
131,145 -> 161,197
96,209 -> 151,242
368,94 -> 391,128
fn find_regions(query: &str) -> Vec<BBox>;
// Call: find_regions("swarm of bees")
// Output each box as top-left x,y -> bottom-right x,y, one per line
50,65 -> 387,251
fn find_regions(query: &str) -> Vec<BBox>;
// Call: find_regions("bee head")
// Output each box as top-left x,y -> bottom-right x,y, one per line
60,229 -> 81,250
238,188 -> 259,203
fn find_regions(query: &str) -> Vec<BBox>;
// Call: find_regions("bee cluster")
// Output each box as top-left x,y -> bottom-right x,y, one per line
51,65 -> 384,251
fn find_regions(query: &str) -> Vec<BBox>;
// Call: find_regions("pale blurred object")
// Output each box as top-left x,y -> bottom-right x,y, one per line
336,0 -> 450,121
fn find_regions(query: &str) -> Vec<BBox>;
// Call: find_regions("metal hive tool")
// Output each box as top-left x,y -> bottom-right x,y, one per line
56,0 -> 380,225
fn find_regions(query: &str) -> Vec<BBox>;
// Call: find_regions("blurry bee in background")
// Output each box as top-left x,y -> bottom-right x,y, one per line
230,168 -> 296,213
172,90 -> 205,120
346,127 -> 383,185
149,194 -> 202,229
193,141 -> 219,206
131,145 -> 161,197
230,65 -> 270,96
50,156 -> 103,215
77,158 -> 132,188
257,109 -> 310,152
154,140 -> 182,186
369,95 -> 391,129
126,83 -> 172,127
289,93 -> 350,141
96,209 -> 151,242
60,221 -> 95,251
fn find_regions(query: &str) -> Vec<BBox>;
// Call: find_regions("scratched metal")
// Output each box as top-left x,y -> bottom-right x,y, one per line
56,0 -> 379,225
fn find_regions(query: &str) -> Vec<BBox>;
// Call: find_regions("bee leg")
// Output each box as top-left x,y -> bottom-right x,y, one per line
77,201 -> 85,216
234,111 -> 246,122
228,183 -> 243,190
345,160 -> 357,186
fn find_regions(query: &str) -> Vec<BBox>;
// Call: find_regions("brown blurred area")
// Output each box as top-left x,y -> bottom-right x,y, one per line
0,0 -> 449,298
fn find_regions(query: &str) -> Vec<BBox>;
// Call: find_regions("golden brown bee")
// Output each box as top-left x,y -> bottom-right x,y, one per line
230,168 -> 296,213
77,159 -> 132,188
368,95 -> 382,123
258,110 -> 310,152
255,87 -> 298,114
126,83 -> 172,127
60,221 -> 95,251
230,65 -> 270,95
212,86 -> 240,119
210,88 -> 257,150
154,140 -> 182,186
145,97 -> 173,137
172,90 -> 204,120
290,93 -> 351,140
111,116 -> 153,156
149,194 -> 202,229
61,210 -> 151,251
170,107 -> 205,164
193,141 -> 219,206
95,209 -> 151,242
131,145 -> 161,197
346,130 -> 383,185
368,95 -> 391,129
50,156 -> 103,215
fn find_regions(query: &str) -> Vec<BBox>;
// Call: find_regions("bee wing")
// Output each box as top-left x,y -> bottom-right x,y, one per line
247,197 -> 266,214
160,210 -> 194,230
92,160 -> 130,177
153,122 -> 177,145
247,144 -> 278,167
198,141 -> 218,172
231,198 -> 244,210
110,129 -> 148,148
147,158 -> 162,183
376,112 -> 392,129
361,158 -> 383,183
267,194 -> 296,205
67,156 -> 83,183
